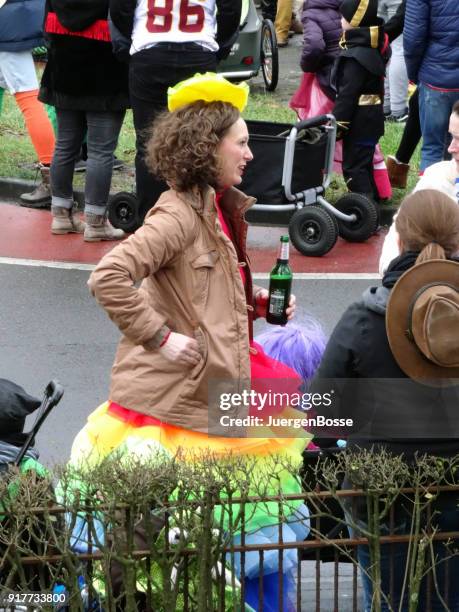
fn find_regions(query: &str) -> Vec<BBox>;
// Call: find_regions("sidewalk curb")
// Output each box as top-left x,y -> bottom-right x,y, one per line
1,177 -> 87,210
0,177 -> 398,226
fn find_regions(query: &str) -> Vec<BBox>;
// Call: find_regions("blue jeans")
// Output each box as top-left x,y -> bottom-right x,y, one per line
418,83 -> 459,171
51,109 -> 125,215
347,499 -> 459,611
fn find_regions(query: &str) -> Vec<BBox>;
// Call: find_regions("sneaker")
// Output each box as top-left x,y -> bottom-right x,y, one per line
395,110 -> 409,123
74,158 -> 87,173
74,156 -> 124,173
112,156 -> 124,170
386,108 -> 409,123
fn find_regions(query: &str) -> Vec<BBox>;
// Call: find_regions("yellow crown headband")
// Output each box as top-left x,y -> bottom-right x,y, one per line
167,72 -> 249,113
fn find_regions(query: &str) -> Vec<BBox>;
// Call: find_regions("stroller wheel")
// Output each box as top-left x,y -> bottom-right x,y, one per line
261,19 -> 279,92
289,207 -> 338,257
108,192 -> 140,233
334,193 -> 378,243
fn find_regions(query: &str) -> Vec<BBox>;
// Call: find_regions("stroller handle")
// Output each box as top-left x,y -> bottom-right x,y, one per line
282,114 -> 337,201
14,380 -> 64,466
294,114 -> 334,132
44,379 -> 64,407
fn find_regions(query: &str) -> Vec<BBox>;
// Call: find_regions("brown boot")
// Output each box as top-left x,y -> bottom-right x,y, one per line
84,213 -> 125,242
290,15 -> 303,34
51,205 -> 86,235
20,163 -> 52,209
386,155 -> 410,189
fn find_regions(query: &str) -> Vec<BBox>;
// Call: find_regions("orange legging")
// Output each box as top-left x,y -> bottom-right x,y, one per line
15,89 -> 55,165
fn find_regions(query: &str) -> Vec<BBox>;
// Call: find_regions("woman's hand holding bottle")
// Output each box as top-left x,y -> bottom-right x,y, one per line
255,289 -> 297,321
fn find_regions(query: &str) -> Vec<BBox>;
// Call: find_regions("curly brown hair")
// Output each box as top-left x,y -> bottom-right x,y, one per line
395,189 -> 459,263
144,101 -> 241,192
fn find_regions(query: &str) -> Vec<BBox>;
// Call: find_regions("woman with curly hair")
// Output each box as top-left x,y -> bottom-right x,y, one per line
67,74 -> 320,610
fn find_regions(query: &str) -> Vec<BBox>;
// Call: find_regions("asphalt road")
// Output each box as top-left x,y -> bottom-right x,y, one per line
250,20 -> 304,104
0,261 -> 372,467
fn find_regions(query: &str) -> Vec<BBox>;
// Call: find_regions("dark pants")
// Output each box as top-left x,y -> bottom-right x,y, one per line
342,481 -> 459,612
342,137 -> 378,200
353,504 -> 459,611
129,43 -> 217,221
51,109 -> 125,215
396,88 -> 421,165
261,0 -> 277,21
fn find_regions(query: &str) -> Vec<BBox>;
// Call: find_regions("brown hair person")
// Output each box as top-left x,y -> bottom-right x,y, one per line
145,100 -> 240,192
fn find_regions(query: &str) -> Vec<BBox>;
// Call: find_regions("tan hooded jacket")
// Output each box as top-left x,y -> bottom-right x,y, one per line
88,185 -> 261,431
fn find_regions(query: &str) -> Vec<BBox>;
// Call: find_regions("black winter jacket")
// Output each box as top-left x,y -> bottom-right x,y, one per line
332,25 -> 388,142
310,253 -> 459,459
39,0 -> 129,111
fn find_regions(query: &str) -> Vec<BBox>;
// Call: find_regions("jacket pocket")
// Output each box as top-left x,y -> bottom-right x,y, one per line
189,326 -> 208,380
190,250 -> 219,311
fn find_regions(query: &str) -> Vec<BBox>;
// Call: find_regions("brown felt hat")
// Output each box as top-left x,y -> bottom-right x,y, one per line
386,259 -> 459,385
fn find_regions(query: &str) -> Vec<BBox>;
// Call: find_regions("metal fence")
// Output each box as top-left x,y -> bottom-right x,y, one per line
1,482 -> 459,612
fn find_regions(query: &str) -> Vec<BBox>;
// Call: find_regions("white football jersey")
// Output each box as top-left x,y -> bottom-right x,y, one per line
131,0 -> 219,54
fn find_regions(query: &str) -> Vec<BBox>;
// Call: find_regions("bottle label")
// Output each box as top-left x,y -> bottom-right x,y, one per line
279,241 -> 289,261
268,289 -> 286,315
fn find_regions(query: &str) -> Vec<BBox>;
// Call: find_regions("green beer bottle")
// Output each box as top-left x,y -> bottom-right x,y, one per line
266,235 -> 293,325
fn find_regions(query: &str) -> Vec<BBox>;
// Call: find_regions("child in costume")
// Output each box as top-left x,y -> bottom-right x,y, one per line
332,0 -> 390,202
63,73 -> 330,611
289,0 -> 391,200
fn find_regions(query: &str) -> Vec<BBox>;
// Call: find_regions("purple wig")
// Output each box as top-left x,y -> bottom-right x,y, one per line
255,318 -> 327,384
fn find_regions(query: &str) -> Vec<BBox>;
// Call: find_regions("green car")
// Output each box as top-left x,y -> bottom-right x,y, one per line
218,0 -> 279,92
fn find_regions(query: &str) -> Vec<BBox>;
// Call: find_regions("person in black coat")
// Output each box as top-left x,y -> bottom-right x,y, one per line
311,189 -> 459,610
39,0 -> 130,241
109,0 -> 242,227
332,0 -> 389,200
